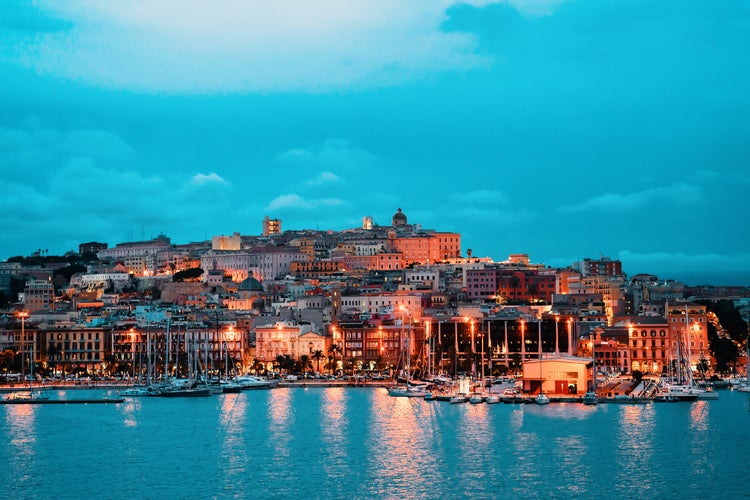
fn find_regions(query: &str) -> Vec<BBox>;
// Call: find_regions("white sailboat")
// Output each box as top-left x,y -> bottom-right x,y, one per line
583,330 -> 598,405
535,322 -> 550,405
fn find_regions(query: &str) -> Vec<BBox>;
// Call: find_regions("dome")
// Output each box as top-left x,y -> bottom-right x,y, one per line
392,208 -> 407,226
238,277 -> 264,292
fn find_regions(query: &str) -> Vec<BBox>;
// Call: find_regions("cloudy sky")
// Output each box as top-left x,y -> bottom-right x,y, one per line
2,0 -> 749,283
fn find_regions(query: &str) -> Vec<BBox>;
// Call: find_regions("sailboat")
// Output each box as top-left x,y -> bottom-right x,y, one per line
5,322 -> 49,402
654,305 -> 699,402
583,331 -> 598,405
535,323 -> 550,405
389,318 -> 431,398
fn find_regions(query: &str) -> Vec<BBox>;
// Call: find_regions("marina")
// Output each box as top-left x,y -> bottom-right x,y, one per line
1,385 -> 748,498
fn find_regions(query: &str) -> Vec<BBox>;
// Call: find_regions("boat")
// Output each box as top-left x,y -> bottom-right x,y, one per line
120,385 -> 160,397
11,314 -> 50,402
158,385 -> 211,397
235,375 -> 280,390
583,391 -> 598,405
535,393 -> 550,405
449,393 -> 468,404
388,385 -> 430,398
598,395 -> 651,404
220,380 -> 242,393
653,383 -> 699,402
486,394 -> 501,404
534,337 -> 549,405
469,394 -> 485,404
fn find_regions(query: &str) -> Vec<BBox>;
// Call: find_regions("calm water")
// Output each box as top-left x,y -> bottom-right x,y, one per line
1,388 -> 749,499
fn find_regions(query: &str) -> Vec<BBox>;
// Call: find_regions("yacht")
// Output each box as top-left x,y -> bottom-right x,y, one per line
235,375 -> 280,390
535,393 -> 550,405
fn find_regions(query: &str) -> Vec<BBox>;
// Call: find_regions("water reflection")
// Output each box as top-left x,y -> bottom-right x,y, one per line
614,404 -> 655,494
267,388 -> 292,464
119,397 -> 141,427
218,393 -> 249,492
4,404 -> 38,450
366,390 -> 443,497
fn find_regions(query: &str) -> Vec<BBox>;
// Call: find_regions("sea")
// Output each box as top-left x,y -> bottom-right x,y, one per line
1,387 -> 749,500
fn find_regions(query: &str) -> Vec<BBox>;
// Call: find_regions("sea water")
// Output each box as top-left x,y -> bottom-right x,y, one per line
1,387 -> 749,499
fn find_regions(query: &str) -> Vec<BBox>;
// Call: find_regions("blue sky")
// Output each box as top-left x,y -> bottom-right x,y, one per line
1,0 -> 749,283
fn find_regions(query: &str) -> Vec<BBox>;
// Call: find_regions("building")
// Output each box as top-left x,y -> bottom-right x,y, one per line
522,356 -> 594,396
23,280 -> 54,312
262,216 -> 281,236
254,320 -> 319,370
212,233 -> 242,251
79,241 -> 108,255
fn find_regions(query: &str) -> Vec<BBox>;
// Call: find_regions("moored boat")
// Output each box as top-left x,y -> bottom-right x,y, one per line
388,385 -> 430,398
582,391 -> 598,405
535,393 -> 550,405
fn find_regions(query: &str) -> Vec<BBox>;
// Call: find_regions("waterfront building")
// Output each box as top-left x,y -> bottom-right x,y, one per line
521,356 -> 593,395
666,301 -> 711,372
254,320 -> 319,371
625,317 -> 673,374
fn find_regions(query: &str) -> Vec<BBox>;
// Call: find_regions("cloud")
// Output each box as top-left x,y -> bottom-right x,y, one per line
191,172 -> 228,186
307,171 -> 340,185
266,194 -> 344,211
560,183 -> 704,212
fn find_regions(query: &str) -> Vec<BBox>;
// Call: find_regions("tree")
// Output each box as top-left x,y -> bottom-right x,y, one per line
311,349 -> 325,373
297,354 -> 312,373
173,268 -> 205,282
327,343 -> 342,374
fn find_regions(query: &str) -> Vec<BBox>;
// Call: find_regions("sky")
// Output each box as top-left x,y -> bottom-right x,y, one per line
1,0 -> 749,285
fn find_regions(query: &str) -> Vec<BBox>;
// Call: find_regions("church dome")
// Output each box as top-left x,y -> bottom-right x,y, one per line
238,276 -> 264,292
392,208 -> 407,226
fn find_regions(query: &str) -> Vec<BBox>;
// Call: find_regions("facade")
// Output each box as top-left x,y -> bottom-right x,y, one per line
23,280 -> 54,312
255,321 -> 318,369
465,268 -> 557,303
391,232 -> 461,265
522,356 -> 593,395
212,233 -> 242,251
262,216 -> 282,236
200,250 -> 260,283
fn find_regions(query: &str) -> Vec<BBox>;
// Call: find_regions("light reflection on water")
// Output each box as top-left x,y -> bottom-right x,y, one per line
1,389 -> 749,499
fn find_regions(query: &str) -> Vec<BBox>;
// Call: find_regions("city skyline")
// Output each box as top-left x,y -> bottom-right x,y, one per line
2,1 -> 749,282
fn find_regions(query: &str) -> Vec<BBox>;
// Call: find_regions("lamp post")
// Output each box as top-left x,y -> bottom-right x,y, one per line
554,315 -> 560,355
470,319 -> 476,379
399,305 -> 408,379
18,311 -> 29,381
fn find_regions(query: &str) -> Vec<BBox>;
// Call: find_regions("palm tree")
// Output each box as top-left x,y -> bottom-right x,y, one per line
327,343 -> 342,374
311,349 -> 325,373
298,354 -> 312,374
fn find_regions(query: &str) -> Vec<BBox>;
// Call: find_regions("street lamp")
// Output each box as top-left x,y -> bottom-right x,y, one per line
18,311 -> 29,381
399,305 -> 410,379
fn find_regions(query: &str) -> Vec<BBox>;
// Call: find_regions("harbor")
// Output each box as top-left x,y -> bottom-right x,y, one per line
1,386 -> 749,499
